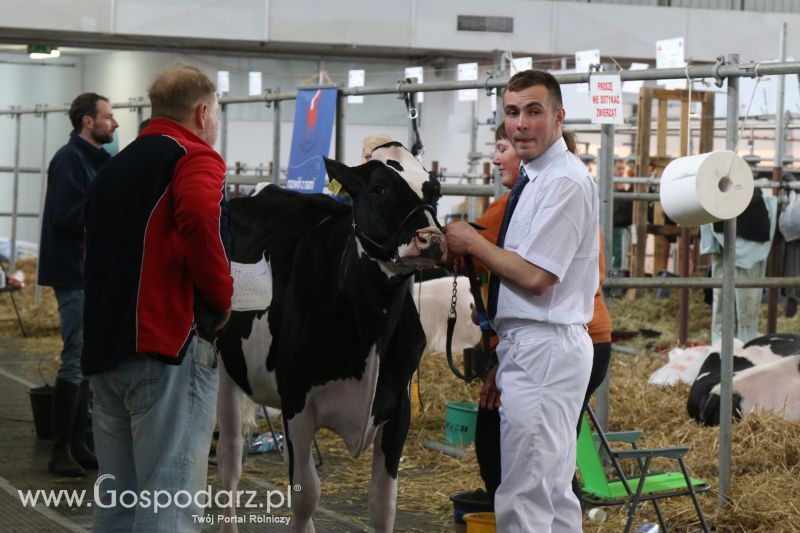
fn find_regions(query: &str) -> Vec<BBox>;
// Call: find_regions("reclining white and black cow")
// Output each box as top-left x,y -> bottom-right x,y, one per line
215,143 -> 446,532
688,334 -> 800,425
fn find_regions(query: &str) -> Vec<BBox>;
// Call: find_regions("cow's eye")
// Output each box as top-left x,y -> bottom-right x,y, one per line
372,185 -> 385,196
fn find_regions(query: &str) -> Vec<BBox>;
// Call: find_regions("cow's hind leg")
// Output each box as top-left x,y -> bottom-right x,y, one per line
369,399 -> 410,533
217,359 -> 245,533
285,413 -> 319,533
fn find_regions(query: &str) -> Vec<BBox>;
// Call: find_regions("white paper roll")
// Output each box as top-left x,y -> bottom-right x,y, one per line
659,151 -> 754,227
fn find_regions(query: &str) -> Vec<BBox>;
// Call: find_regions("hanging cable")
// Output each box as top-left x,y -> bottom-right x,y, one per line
399,78 -> 424,158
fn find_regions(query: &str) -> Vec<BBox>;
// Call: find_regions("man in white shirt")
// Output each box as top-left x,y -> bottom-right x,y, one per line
445,69 -> 599,532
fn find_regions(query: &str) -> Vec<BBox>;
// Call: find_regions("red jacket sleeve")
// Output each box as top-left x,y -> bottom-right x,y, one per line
172,149 -> 233,311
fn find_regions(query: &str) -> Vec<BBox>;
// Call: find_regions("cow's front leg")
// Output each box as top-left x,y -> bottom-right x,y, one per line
217,359 -> 245,533
368,397 -> 410,532
285,412 -> 320,533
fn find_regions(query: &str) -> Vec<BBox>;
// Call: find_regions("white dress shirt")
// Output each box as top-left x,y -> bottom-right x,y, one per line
493,136 -> 599,328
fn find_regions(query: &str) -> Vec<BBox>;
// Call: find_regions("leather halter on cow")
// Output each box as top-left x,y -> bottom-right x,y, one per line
215,142 -> 445,533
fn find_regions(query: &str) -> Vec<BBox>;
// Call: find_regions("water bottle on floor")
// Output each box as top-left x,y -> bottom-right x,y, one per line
635,523 -> 659,533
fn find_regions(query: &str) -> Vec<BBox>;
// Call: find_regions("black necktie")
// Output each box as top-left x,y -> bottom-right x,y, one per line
488,167 -> 529,319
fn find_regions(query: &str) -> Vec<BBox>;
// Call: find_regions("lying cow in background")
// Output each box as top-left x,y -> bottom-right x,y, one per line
215,143 -> 446,533
688,334 -> 800,425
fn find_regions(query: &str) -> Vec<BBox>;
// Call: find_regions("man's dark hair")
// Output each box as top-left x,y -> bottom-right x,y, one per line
69,93 -> 108,132
505,69 -> 563,111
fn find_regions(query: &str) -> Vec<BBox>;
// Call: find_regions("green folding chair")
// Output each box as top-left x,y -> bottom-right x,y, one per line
576,407 -> 710,533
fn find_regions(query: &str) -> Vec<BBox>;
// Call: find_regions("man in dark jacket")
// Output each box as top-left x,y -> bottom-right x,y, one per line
38,92 -> 117,477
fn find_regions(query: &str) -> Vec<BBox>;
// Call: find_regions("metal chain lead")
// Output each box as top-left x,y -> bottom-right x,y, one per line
449,259 -> 458,319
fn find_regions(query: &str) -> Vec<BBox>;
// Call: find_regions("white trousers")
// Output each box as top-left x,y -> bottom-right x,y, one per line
494,322 -> 593,533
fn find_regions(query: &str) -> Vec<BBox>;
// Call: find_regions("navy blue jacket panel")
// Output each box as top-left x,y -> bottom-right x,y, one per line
38,132 -> 111,288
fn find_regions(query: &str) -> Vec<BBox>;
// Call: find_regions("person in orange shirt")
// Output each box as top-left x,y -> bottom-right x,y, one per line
473,123 -> 612,502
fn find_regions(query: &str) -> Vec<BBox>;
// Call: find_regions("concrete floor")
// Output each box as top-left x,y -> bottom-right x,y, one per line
0,337 -> 444,532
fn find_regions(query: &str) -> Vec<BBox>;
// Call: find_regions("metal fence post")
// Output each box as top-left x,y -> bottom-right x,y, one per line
272,97 -> 281,184
220,103 -> 228,162
335,90 -> 345,163
595,63 -> 617,432
35,111 -> 48,304
767,22 -> 788,333
493,50 -> 507,200
220,103 -> 229,199
10,112 -> 21,272
719,52 -> 740,507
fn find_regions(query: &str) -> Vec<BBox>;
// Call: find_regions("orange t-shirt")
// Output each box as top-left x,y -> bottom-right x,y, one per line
459,193 -> 612,344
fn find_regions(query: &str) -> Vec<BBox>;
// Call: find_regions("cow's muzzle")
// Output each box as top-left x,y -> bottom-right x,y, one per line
414,229 -> 447,260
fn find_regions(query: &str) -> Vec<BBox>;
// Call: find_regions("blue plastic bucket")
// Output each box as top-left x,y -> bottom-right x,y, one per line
450,490 -> 493,532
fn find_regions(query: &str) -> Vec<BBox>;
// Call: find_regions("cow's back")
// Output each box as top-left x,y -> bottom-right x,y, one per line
218,186 -> 350,402
229,185 -> 349,264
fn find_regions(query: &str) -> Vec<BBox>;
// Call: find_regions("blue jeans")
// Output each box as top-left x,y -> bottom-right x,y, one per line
54,288 -> 85,385
89,336 -> 219,533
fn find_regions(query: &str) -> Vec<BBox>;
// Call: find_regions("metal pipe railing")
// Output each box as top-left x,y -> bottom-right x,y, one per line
2,60 -> 800,117
604,276 -> 800,289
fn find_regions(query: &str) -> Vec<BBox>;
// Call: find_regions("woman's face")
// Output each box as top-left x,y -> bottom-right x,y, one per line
492,138 -> 522,189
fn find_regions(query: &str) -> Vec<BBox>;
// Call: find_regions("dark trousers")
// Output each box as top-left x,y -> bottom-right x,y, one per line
475,342 -> 612,500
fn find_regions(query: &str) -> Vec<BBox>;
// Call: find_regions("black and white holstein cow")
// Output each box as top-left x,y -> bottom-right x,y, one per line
215,143 -> 446,532
688,334 -> 800,425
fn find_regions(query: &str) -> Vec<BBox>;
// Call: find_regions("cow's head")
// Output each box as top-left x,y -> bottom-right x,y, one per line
324,142 -> 446,273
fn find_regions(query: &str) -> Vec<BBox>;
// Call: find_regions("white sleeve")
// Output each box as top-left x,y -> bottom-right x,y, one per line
515,177 -> 590,281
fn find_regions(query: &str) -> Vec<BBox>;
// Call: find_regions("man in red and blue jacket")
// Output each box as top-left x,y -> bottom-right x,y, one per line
82,65 -> 233,533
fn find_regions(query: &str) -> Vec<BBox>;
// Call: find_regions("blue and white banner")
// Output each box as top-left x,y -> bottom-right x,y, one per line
286,88 -> 337,194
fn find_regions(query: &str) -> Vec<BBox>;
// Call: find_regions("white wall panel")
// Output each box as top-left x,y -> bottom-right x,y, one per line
2,0 -> 800,63
0,56 -> 81,242
115,0 -> 267,41
414,0 -> 800,62
415,1 -> 551,55
2,0 -> 111,32
268,0 -> 411,47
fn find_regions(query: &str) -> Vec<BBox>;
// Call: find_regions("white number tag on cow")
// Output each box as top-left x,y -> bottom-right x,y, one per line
231,255 -> 272,312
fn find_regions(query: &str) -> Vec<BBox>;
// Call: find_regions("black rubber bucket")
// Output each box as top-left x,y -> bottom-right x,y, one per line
450,490 -> 493,533
29,384 -> 54,440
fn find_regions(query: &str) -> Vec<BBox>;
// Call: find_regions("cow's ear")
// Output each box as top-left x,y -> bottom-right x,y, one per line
324,157 -> 365,195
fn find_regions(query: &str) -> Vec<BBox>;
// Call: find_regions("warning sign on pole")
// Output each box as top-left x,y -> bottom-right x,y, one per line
590,74 -> 624,125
